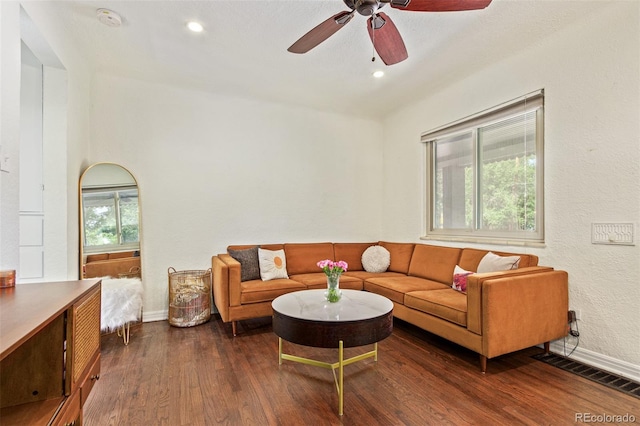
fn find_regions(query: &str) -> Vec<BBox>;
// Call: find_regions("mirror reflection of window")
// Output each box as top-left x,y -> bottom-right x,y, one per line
82,187 -> 139,252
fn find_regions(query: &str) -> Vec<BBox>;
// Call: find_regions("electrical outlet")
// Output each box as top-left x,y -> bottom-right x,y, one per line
568,309 -> 581,337
568,309 -> 581,323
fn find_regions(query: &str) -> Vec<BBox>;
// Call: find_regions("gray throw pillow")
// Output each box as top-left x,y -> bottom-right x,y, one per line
228,246 -> 261,282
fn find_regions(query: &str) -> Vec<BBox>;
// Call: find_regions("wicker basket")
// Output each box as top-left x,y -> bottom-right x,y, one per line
168,267 -> 212,327
118,266 -> 141,279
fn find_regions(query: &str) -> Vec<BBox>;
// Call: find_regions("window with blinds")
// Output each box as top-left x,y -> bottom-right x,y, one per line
422,90 -> 544,244
82,186 -> 140,253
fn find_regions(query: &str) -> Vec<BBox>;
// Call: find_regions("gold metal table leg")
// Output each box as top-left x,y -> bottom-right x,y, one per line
278,338 -> 379,416
338,340 -> 344,416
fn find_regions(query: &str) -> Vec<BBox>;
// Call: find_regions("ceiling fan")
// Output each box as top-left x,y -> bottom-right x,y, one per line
288,0 -> 492,66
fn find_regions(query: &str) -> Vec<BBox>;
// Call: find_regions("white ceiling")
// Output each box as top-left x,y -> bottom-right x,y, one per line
38,0 -> 609,119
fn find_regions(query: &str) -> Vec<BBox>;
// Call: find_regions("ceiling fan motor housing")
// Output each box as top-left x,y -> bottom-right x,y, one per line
344,0 -> 386,16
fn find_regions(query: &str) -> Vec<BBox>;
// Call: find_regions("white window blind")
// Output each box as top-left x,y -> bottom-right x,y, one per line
422,90 -> 544,245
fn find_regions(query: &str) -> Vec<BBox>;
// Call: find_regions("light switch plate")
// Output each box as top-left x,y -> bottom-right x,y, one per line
591,223 -> 635,245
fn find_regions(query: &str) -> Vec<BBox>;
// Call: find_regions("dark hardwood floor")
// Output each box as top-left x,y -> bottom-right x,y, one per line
84,316 -> 639,425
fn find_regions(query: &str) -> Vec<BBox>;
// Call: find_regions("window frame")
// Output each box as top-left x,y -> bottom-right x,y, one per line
422,90 -> 545,246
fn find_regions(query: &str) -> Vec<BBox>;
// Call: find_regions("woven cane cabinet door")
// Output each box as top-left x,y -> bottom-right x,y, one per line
67,285 -> 102,402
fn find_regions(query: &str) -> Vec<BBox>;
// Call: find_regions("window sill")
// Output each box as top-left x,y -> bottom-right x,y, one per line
420,235 -> 546,248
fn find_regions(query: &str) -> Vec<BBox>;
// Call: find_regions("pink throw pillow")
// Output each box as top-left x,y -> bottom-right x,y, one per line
452,265 -> 473,293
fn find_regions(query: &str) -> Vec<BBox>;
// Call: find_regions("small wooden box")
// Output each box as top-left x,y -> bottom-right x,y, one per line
0,270 -> 15,288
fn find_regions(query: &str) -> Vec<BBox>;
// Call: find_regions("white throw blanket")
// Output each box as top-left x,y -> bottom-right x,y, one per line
100,277 -> 143,331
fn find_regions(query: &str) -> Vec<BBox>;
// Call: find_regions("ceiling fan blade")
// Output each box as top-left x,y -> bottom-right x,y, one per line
390,0 -> 492,12
367,13 -> 408,66
288,11 -> 354,54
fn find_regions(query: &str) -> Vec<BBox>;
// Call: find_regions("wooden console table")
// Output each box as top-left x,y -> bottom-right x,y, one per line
0,279 -> 102,425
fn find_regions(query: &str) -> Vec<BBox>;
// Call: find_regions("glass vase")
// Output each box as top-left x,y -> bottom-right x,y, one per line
325,275 -> 342,303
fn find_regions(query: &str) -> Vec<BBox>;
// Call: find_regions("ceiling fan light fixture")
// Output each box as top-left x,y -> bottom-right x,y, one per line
373,70 -> 385,78
187,21 -> 204,33
96,9 -> 122,28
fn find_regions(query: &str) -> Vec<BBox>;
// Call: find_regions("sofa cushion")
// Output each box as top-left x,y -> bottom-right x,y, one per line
361,245 -> 391,273
333,242 -> 375,272
284,243 -> 335,275
477,252 -> 520,273
228,246 -> 261,282
84,256 -> 141,279
364,276 -> 450,304
240,279 -> 306,304
289,273 -> 363,290
86,253 -> 109,262
228,243 -> 284,252
258,248 -> 289,280
108,251 -> 137,260
458,248 -> 538,272
378,242 -> 415,274
405,289 -> 468,327
343,271 -> 405,281
408,244 -> 462,284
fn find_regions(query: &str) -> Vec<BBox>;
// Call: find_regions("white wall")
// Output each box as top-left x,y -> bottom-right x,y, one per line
0,2 -> 21,272
20,2 -> 92,280
90,74 -> 384,319
381,2 -> 640,372
1,1 -> 93,280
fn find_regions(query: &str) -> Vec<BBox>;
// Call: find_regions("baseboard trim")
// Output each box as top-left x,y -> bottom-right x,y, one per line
549,340 -> 640,382
143,309 -> 168,323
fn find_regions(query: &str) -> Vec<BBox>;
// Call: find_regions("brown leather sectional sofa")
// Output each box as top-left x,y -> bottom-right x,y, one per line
83,251 -> 141,278
212,241 -> 568,372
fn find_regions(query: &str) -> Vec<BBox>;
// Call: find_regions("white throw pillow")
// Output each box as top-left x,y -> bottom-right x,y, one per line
361,245 -> 391,273
258,248 -> 289,281
476,252 -> 520,273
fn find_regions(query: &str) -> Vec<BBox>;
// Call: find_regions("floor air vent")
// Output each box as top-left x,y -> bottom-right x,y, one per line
532,353 -> 640,399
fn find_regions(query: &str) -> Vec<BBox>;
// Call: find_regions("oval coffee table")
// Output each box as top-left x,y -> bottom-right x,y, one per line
272,289 -> 393,416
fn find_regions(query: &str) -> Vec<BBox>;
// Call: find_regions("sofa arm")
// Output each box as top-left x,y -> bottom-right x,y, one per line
212,255 -> 229,322
466,266 -> 554,335
212,254 -> 243,323
481,270 -> 568,358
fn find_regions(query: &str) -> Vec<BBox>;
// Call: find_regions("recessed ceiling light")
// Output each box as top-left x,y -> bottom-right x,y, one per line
187,21 -> 203,33
373,70 -> 385,78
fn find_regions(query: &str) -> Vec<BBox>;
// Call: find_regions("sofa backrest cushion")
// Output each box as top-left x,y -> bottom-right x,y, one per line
408,244 -> 462,284
333,243 -> 376,272
108,251 -> 137,260
86,253 -> 109,263
458,248 -> 538,272
86,251 -> 137,263
227,244 -> 284,252
379,242 -> 415,274
284,242 -> 335,275
84,256 -> 141,279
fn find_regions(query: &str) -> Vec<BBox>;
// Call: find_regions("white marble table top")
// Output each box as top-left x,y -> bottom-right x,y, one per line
272,289 -> 393,322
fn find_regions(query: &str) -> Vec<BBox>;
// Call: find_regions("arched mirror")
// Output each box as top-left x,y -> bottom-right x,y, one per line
79,163 -> 141,279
